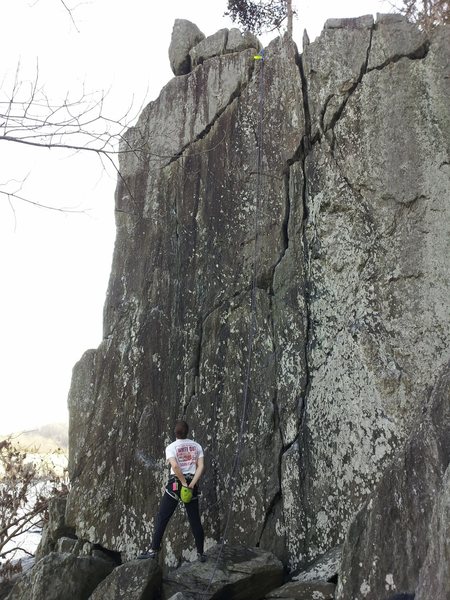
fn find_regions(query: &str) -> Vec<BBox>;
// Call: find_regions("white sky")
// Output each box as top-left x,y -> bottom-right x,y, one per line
0,0 -> 392,435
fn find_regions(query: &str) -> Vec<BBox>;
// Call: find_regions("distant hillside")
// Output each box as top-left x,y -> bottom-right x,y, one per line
2,422 -> 68,453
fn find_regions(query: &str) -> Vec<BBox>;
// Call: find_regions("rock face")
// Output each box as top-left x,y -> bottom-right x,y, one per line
299,20 -> 449,561
163,545 -> 284,600
415,467 -> 450,600
6,553 -> 114,600
35,497 -> 74,561
292,545 -> 340,583
66,14 -> 450,593
169,19 -> 205,75
169,21 -> 260,76
265,580 -> 336,599
190,28 -> 260,69
336,362 -> 450,599
89,559 -> 162,600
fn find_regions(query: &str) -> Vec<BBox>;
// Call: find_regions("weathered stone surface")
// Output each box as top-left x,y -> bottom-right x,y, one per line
55,535 -> 78,554
6,552 -> 114,600
189,28 -> 260,71
336,363 -> 450,599
169,19 -> 205,76
66,35 -> 305,567
117,47 -> 256,179
324,15 -> 374,30
190,29 -> 228,68
368,15 -> 428,70
302,17 -> 372,138
226,28 -> 260,53
415,465 -> 450,600
298,22 -> 450,561
89,559 -> 161,599
0,582 -> 14,600
375,13 -> 408,25
293,545 -> 341,583
35,496 -> 74,561
265,580 -> 335,599
65,16 -> 450,593
67,348 -> 97,480
163,545 -> 284,600
0,560 -> 33,600
303,15 -> 431,138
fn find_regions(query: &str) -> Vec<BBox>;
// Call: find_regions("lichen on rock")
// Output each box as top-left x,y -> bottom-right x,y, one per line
62,17 -> 450,597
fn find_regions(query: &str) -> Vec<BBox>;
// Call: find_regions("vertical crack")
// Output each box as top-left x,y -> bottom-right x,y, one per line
297,47 -> 314,563
183,318 -> 203,417
256,489 -> 282,547
281,169 -> 291,258
256,274 -> 283,546
260,46 -> 315,561
297,49 -> 312,429
328,25 -> 374,152
167,55 -> 258,168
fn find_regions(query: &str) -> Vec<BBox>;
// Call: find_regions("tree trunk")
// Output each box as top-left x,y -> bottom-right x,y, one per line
287,0 -> 293,38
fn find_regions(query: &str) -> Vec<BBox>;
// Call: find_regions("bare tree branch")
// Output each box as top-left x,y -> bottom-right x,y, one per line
58,0 -> 80,33
225,0 -> 293,34
0,189 -> 87,214
0,438 -> 68,577
390,0 -> 449,32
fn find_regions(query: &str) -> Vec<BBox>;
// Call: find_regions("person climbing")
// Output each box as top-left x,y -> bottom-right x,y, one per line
138,419 -> 206,562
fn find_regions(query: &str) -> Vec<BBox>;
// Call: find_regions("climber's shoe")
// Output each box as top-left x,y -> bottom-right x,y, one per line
197,553 -> 207,563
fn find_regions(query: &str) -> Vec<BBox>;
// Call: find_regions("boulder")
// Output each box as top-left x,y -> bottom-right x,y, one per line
190,29 -> 229,68
375,13 -> 408,24
0,562 -> 35,600
415,465 -> 450,600
292,546 -> 341,583
162,545 -> 284,600
89,559 -> 161,599
168,19 -> 205,75
336,363 -> 450,599
34,496 -> 74,561
0,582 -> 14,600
264,580 -> 335,599
6,552 -> 114,600
226,28 -> 260,53
55,536 -> 79,554
188,27 -> 260,69
324,15 -> 374,29
266,547 -> 341,600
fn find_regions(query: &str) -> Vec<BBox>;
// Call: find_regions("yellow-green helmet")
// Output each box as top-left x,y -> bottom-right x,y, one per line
180,486 -> 193,504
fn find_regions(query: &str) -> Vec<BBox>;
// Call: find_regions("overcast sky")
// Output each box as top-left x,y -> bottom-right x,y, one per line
0,0 -> 392,435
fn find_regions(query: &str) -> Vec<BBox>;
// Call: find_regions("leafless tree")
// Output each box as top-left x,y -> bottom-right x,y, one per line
0,438 -> 68,580
397,0 -> 449,32
225,0 -> 294,36
0,59 -> 145,214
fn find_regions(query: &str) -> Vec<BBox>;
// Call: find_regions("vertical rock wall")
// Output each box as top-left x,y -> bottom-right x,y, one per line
66,16 -> 450,573
299,17 -> 449,560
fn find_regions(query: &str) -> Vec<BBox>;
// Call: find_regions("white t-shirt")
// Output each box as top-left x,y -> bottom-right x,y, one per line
165,438 -> 204,476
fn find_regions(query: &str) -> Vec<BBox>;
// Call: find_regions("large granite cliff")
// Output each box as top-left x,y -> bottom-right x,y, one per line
60,14 -> 448,599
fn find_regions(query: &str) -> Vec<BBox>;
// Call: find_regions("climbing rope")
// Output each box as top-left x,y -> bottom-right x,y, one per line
205,47 -> 266,591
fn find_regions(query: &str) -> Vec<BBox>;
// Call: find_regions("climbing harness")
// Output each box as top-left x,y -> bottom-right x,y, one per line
165,474 -> 197,503
206,47 -> 266,590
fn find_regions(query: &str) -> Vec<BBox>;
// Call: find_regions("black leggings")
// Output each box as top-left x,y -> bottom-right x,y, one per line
151,491 -> 204,554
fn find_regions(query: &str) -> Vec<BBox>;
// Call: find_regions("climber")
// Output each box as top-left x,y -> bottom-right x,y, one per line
137,419 -> 206,562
